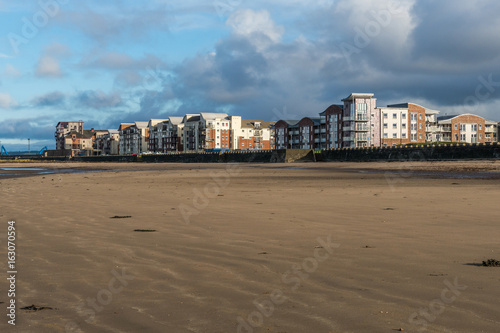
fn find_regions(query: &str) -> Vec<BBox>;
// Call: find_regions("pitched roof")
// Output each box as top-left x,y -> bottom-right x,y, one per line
240,119 -> 276,129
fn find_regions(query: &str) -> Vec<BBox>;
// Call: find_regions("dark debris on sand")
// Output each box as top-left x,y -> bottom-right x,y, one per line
482,259 -> 500,267
21,304 -> 54,311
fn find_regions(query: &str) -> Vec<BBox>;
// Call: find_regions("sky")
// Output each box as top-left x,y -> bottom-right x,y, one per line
1,0 -> 499,150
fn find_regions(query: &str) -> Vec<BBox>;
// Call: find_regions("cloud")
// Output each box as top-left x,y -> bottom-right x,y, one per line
227,9 -> 284,50
0,93 -> 17,108
0,53 -> 11,58
31,91 -> 66,107
56,4 -> 171,45
0,117 -> 55,141
36,56 -> 63,77
80,52 -> 167,71
74,90 -> 123,109
4,64 -> 21,78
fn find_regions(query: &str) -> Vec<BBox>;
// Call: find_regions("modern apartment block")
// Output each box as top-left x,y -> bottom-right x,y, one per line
148,117 -> 184,153
321,105 -> 343,149
55,121 -> 84,150
119,121 -> 149,155
341,93 -> 380,148
180,113 -> 274,152
63,130 -> 94,155
230,116 -> 274,150
379,103 -> 440,146
147,119 -> 168,152
94,130 -> 120,155
275,105 -> 341,150
435,114 -> 498,144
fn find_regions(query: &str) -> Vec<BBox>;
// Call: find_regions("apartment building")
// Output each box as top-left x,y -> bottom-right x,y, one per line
119,121 -> 149,155
435,114 -> 498,144
230,116 -> 275,150
147,117 -> 184,153
379,103 -> 440,146
94,130 -> 120,155
341,93 -> 380,148
274,120 -> 299,149
63,130 -> 93,155
55,121 -> 84,150
147,119 -> 168,152
321,105 -> 343,149
92,130 -> 108,154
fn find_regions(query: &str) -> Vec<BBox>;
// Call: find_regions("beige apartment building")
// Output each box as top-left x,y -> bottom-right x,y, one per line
55,121 -> 84,150
435,114 -> 498,144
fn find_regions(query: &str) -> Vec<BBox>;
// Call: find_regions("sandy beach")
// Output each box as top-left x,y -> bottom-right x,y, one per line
1,161 -> 499,332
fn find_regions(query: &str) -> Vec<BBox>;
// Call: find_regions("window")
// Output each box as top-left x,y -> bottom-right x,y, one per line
393,113 -> 397,119
402,133 -> 407,138
419,123 -> 422,129
419,114 -> 423,120
383,133 -> 388,138
402,123 -> 407,129
411,134 -> 417,141
473,124 -> 477,131
411,113 -> 417,121
357,103 -> 367,112
384,123 -> 388,128
402,113 -> 406,119
393,124 -> 397,129
393,133 -> 397,138
383,113 -> 388,119
455,124 -> 458,129
479,124 -> 482,130
419,134 -> 422,139
479,134 -> 482,139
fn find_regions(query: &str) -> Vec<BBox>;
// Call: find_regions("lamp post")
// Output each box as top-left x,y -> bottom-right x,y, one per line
28,138 -> 30,155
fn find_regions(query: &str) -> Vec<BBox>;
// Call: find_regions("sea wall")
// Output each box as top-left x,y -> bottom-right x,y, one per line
54,145 -> 500,163
318,143 -> 500,162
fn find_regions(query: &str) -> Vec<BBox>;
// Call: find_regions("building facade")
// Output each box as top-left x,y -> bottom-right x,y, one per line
119,122 -> 149,155
379,103 -> 440,146
55,121 -> 84,150
341,93 -> 380,148
436,114 -> 498,144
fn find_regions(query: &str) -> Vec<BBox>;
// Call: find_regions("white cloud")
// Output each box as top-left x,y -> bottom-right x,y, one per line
0,93 -> 17,109
4,64 -> 21,78
36,56 -> 63,77
227,9 -> 284,50
0,53 -> 11,58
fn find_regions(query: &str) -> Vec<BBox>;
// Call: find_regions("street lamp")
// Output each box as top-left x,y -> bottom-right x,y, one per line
28,138 -> 30,155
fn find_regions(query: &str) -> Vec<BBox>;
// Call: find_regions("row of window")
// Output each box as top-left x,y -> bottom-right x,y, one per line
456,124 -> 482,131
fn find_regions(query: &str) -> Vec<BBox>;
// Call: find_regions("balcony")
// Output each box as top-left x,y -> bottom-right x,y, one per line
343,135 -> 355,141
356,125 -> 369,132
343,126 -> 355,132
356,135 -> 369,142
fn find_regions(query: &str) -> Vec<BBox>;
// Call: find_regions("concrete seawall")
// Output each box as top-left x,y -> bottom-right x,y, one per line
318,143 -> 500,162
28,144 -> 500,163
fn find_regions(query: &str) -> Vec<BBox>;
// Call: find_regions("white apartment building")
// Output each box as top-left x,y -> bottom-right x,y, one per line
341,93 -> 380,148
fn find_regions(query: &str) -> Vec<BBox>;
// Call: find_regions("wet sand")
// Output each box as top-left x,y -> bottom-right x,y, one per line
0,161 -> 499,332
